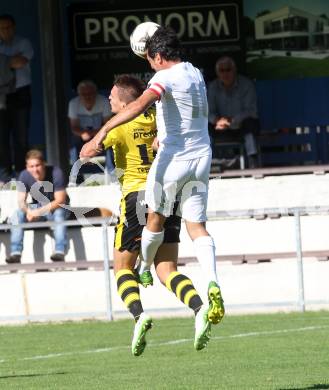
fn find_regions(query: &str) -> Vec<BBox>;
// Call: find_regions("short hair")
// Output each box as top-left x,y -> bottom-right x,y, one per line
113,74 -> 145,104
145,26 -> 181,61
0,14 -> 15,25
25,149 -> 45,162
77,79 -> 97,94
215,56 -> 237,75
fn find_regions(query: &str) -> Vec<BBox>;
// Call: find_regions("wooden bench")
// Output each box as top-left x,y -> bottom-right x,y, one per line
0,249 -> 327,274
210,163 -> 329,179
210,126 -> 329,173
258,126 -> 327,166
0,214 -> 115,265
0,260 -> 106,273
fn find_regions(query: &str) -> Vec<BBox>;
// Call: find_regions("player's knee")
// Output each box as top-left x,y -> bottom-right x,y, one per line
186,221 -> 207,240
146,212 -> 166,232
155,260 -> 177,284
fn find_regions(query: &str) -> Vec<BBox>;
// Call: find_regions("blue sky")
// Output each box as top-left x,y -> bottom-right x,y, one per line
244,0 -> 329,19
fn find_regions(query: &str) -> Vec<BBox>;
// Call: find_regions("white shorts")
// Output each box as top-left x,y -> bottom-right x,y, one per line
145,152 -> 211,222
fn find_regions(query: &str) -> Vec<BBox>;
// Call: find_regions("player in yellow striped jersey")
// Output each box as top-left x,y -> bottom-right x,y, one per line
81,75 -> 211,356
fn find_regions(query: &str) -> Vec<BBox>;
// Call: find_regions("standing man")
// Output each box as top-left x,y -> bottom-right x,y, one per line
0,52 -> 15,185
0,14 -> 34,182
6,149 -> 70,264
68,79 -> 113,185
81,75 -> 210,355
207,56 -> 260,168
86,26 -> 225,330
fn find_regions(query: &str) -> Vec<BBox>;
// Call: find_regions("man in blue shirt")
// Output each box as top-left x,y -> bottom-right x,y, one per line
207,56 -> 260,168
0,14 -> 34,183
6,149 -> 70,264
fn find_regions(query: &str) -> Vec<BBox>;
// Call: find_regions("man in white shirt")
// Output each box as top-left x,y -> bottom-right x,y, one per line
81,26 -> 225,351
68,79 -> 113,184
208,56 -> 260,168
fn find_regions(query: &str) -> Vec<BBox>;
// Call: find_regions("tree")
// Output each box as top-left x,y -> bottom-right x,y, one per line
256,10 -> 271,18
243,16 -> 255,38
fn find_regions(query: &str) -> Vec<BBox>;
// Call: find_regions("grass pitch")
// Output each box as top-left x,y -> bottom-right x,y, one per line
0,311 -> 328,389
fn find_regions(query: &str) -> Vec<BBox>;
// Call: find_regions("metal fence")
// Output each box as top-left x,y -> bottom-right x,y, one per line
0,217 -> 115,321
0,206 -> 329,321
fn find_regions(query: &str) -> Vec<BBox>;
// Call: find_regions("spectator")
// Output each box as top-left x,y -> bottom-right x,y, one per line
207,56 -> 260,168
68,79 -> 113,185
6,149 -> 70,264
0,53 -> 15,186
0,14 -> 34,182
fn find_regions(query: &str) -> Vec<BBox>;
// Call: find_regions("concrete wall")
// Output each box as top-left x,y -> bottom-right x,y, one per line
0,173 -> 329,322
0,257 -> 328,323
2,174 -> 329,262
2,215 -> 329,263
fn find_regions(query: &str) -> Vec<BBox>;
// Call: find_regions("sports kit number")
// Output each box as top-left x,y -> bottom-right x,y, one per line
137,144 -> 150,165
137,143 -> 156,165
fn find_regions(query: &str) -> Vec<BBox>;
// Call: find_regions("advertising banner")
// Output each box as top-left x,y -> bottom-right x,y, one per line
244,0 -> 329,79
67,0 -> 244,89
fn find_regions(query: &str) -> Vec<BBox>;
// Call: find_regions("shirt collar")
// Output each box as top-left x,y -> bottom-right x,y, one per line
219,75 -> 239,91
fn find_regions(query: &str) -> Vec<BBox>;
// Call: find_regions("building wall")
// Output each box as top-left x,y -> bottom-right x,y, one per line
2,0 -> 329,160
255,6 -> 328,43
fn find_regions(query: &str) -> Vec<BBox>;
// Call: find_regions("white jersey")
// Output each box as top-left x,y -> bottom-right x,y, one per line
147,61 -> 211,160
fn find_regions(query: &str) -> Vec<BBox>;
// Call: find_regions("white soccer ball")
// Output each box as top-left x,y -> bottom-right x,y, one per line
130,21 -> 160,58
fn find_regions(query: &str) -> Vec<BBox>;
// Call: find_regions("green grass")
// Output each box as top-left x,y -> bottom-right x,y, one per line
0,311 -> 328,389
246,57 -> 329,80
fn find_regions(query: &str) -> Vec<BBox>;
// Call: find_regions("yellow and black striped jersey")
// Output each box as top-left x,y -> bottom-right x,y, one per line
103,107 -> 156,196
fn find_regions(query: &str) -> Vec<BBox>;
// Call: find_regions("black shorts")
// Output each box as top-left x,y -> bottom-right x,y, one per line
114,190 -> 181,252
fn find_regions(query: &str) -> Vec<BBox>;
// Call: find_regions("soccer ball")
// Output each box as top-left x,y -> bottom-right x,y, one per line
130,21 -> 160,58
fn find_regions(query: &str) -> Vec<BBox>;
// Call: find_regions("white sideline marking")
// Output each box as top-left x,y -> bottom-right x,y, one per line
2,325 -> 328,363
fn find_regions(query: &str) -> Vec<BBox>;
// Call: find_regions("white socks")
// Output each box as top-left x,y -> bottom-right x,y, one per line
139,228 -> 164,274
193,235 -> 218,284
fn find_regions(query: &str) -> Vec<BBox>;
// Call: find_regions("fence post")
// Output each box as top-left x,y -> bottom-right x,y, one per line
294,209 -> 305,312
102,221 -> 113,320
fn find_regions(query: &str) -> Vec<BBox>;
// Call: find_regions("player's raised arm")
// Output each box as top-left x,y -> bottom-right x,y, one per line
80,89 -> 157,158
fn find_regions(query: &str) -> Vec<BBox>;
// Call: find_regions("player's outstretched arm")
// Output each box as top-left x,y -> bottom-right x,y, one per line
79,136 -> 103,158
80,89 -> 158,158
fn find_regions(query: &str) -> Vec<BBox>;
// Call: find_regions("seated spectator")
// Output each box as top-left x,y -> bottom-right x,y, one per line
68,79 -> 113,185
207,56 -> 260,168
6,149 -> 70,264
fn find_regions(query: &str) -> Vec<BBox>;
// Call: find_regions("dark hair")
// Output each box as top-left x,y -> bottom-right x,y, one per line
114,74 -> 145,103
145,26 -> 181,61
0,14 -> 15,25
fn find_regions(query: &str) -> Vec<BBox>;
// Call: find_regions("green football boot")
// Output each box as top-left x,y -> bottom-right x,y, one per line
207,281 -> 225,325
194,305 -> 211,351
131,313 -> 153,356
138,270 -> 153,288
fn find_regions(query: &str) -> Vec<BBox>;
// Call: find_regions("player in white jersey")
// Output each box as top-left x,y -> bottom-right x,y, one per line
88,26 -> 225,342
